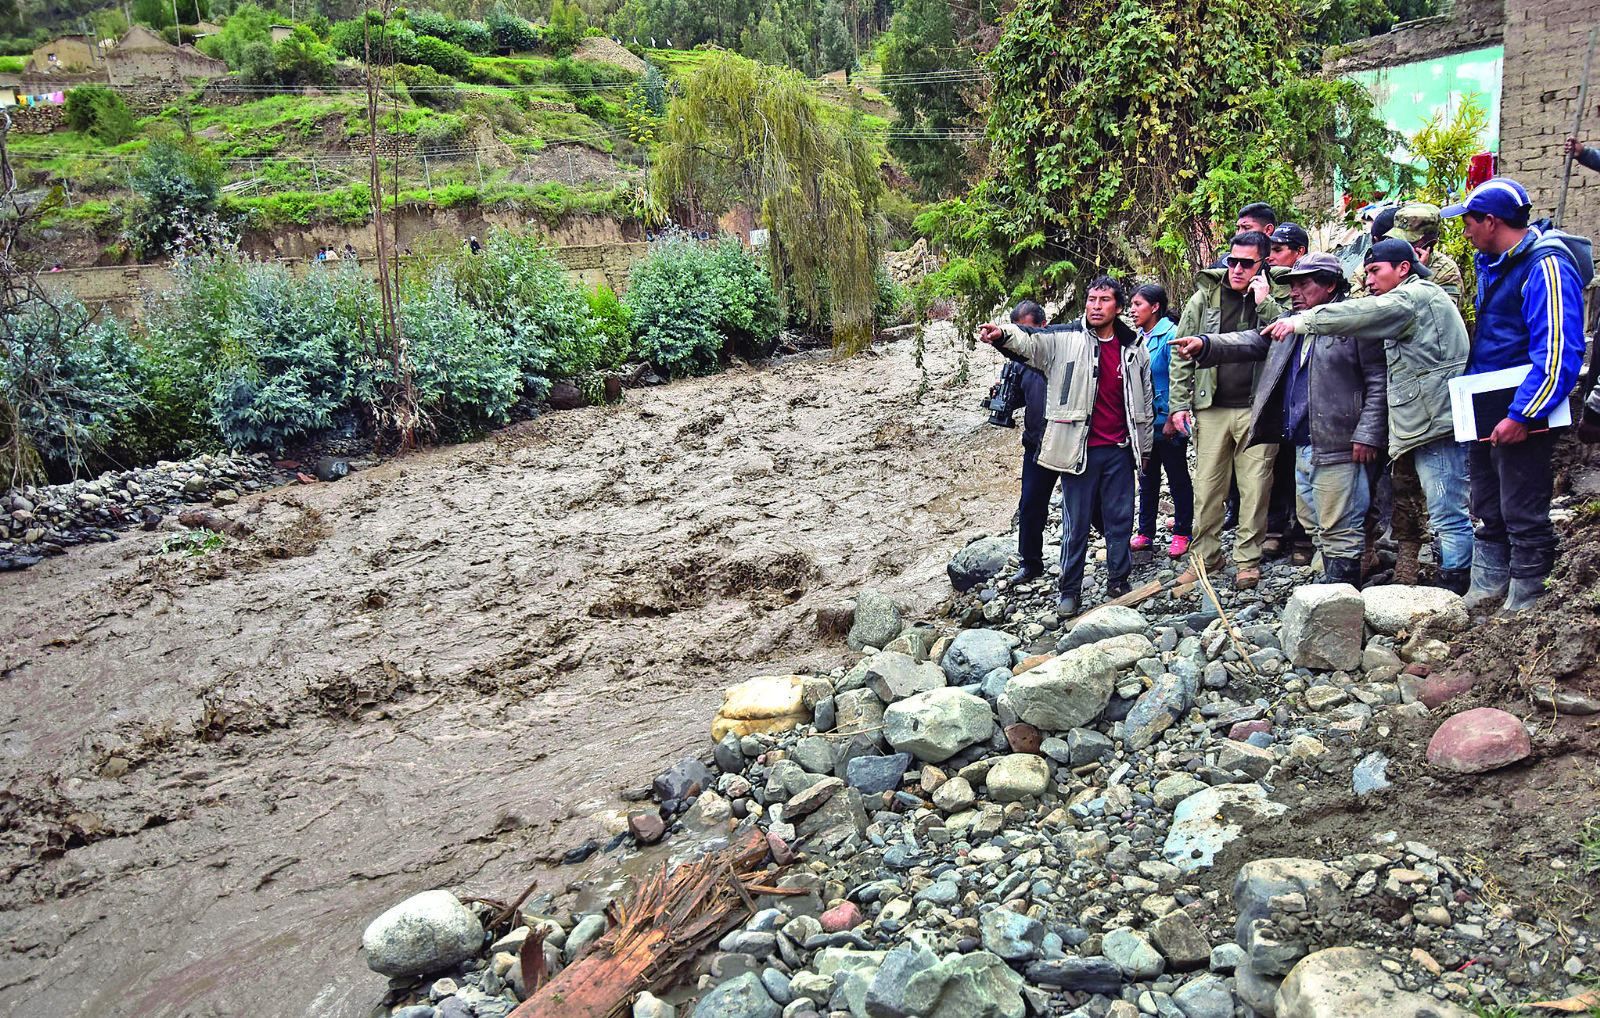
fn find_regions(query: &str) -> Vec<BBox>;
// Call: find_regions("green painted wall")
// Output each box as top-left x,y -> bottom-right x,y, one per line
1347,44 -> 1504,164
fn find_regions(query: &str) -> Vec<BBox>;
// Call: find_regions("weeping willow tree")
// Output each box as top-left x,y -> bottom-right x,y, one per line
653,52 -> 884,353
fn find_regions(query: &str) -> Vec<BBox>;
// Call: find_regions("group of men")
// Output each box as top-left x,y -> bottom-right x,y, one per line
979,175 -> 1588,620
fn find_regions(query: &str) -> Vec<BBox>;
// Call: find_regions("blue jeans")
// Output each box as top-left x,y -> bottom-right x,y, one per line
1059,444 -> 1135,599
1138,433 -> 1193,539
1294,445 -> 1371,560
1412,435 -> 1474,570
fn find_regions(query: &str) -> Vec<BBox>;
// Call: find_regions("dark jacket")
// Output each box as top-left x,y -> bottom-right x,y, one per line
1015,363 -> 1048,448
1192,300 -> 1387,466
1168,268 -> 1285,413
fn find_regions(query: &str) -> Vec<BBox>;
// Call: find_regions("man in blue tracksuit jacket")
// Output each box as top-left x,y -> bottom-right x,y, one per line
1443,177 -> 1587,614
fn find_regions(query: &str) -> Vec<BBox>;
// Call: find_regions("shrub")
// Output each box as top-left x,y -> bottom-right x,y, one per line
64,86 -> 137,144
413,34 -> 473,77
414,115 -> 467,154
274,25 -> 336,86
624,233 -> 778,378
329,16 -> 419,64
124,138 -> 232,261
1,296 -> 141,482
587,282 -> 633,367
545,0 -> 586,56
392,62 -> 460,109
488,4 -> 541,51
394,275 -> 522,439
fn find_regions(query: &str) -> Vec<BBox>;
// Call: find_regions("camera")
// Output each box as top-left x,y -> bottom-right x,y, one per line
981,360 -> 1025,428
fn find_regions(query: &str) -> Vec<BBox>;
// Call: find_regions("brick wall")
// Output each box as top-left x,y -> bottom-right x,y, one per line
1499,0 -> 1600,243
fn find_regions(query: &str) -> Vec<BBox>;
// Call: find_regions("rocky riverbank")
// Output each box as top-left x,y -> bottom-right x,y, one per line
0,452 -> 321,570
356,501 -> 1598,1018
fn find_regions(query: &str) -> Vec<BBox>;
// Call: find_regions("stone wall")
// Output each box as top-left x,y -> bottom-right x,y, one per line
1326,0 -> 1505,73
1498,0 -> 1600,243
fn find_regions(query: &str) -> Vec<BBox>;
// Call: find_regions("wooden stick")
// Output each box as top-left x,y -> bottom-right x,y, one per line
1191,554 -> 1257,675
1557,26 -> 1598,228
1062,578 -> 1166,629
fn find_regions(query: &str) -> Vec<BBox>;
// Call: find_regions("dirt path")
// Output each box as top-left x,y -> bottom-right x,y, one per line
0,329 -> 1021,1018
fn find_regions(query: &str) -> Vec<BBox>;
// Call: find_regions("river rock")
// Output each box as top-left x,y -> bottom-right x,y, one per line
1005,646 -> 1114,731
1172,974 -> 1235,1018
980,908 -> 1045,961
845,752 -> 912,797
848,589 -> 903,651
948,536 -> 1011,592
1163,785 -> 1287,873
1059,605 -> 1147,651
1101,927 -> 1165,980
1360,585 -> 1467,636
1151,909 -> 1209,971
835,688 -> 887,741
884,687 -> 994,762
984,754 -> 1050,802
942,629 -> 1015,685
654,759 -> 715,802
865,944 -> 940,1018
1121,671 -> 1193,751
901,950 -> 1026,1018
865,652 -> 948,703
1419,669 -> 1477,709
790,735 -> 836,775
1022,957 -> 1123,993
1426,707 -> 1531,773
712,675 -> 812,741
1152,773 -> 1209,810
1273,947 -> 1474,1018
1281,584 -> 1364,671
362,890 -> 485,978
692,971 -> 779,1018
932,775 -> 975,812
634,992 -> 675,1018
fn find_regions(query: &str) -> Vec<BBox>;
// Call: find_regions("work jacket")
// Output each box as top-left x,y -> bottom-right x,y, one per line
1168,269 -> 1285,413
993,316 -> 1154,475
1287,272 -> 1468,457
1190,303 -> 1387,466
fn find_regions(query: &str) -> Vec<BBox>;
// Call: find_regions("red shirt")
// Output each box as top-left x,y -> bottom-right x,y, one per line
1088,335 -> 1128,447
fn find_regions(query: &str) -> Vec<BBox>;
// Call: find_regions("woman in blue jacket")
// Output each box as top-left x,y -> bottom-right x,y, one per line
1131,283 -> 1193,557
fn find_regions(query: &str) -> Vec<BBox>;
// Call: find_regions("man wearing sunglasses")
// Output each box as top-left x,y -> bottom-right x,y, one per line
1168,231 -> 1285,589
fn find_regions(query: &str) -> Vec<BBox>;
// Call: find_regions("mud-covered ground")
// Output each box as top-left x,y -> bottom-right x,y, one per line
0,328 -> 1021,1018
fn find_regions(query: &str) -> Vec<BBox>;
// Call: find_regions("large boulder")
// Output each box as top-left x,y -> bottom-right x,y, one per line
712,675 -> 812,741
1100,927 -> 1165,980
1426,707 -> 1531,773
941,629 -> 1015,685
864,651 -> 948,703
980,908 -> 1045,962
1360,585 -> 1468,636
1059,605 -> 1147,651
848,589 -> 904,651
1274,947 -> 1474,1018
1281,584 -> 1364,671
948,536 -> 1012,593
362,890 -> 485,978
900,950 -> 1026,1018
1162,785 -> 1287,873
1005,646 -> 1115,731
884,687 -> 995,762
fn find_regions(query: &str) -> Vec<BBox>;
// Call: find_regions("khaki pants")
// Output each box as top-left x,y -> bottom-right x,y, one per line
1192,406 -> 1278,569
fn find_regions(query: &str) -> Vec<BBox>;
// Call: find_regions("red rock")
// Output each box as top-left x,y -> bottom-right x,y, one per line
1005,722 -> 1043,754
767,832 -> 794,865
1404,662 -> 1432,678
1419,670 -> 1476,710
1229,720 -> 1272,741
1012,654 -> 1053,675
295,472 -> 317,484
629,812 -> 666,845
1426,707 -> 1531,773
819,902 -> 862,933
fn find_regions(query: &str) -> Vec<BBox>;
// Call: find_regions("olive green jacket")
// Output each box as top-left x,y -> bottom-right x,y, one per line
1288,271 -> 1469,457
1168,268 -> 1285,413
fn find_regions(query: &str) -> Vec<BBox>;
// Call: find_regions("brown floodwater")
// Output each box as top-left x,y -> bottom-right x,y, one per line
0,328 -> 1021,1017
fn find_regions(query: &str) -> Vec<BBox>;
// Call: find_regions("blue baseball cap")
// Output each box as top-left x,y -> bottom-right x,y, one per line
1440,177 -> 1531,219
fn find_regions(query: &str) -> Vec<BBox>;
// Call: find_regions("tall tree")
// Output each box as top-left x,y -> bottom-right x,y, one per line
818,0 -> 852,71
879,0 -> 972,197
653,52 -> 884,352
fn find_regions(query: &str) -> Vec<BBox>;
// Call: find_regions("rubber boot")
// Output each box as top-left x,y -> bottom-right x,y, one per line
1461,541 -> 1510,615
1322,556 -> 1363,586
1496,573 -> 1548,616
1393,540 -> 1422,586
1435,567 -> 1470,596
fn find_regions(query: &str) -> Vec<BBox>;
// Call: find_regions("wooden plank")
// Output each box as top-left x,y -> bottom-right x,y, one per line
1062,579 -> 1165,628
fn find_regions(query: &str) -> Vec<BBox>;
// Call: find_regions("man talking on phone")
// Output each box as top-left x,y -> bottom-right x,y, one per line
1167,231 -> 1284,590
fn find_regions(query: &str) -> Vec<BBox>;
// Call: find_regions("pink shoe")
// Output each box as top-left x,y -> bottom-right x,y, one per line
1168,535 -> 1191,557
1130,535 -> 1151,551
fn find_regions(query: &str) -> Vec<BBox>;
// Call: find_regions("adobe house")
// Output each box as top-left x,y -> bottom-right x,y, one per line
28,34 -> 99,73
106,25 -> 227,84
269,24 -> 295,43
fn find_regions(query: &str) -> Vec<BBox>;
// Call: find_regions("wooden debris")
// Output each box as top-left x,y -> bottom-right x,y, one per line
1063,578 -> 1164,628
507,829 -> 797,1018
1524,990 -> 1600,1011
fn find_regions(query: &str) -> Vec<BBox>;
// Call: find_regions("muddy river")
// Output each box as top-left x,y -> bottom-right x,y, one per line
0,328 -> 1022,1017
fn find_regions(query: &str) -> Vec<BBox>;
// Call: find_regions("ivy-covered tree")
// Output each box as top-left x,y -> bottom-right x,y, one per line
653,52 -> 883,351
920,0 -> 1405,322
879,0 -> 972,197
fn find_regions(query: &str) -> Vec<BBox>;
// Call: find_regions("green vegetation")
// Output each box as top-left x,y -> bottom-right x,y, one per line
623,232 -> 777,377
64,86 -> 136,145
159,528 -> 228,556
878,0 -> 970,196
124,137 -> 232,261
